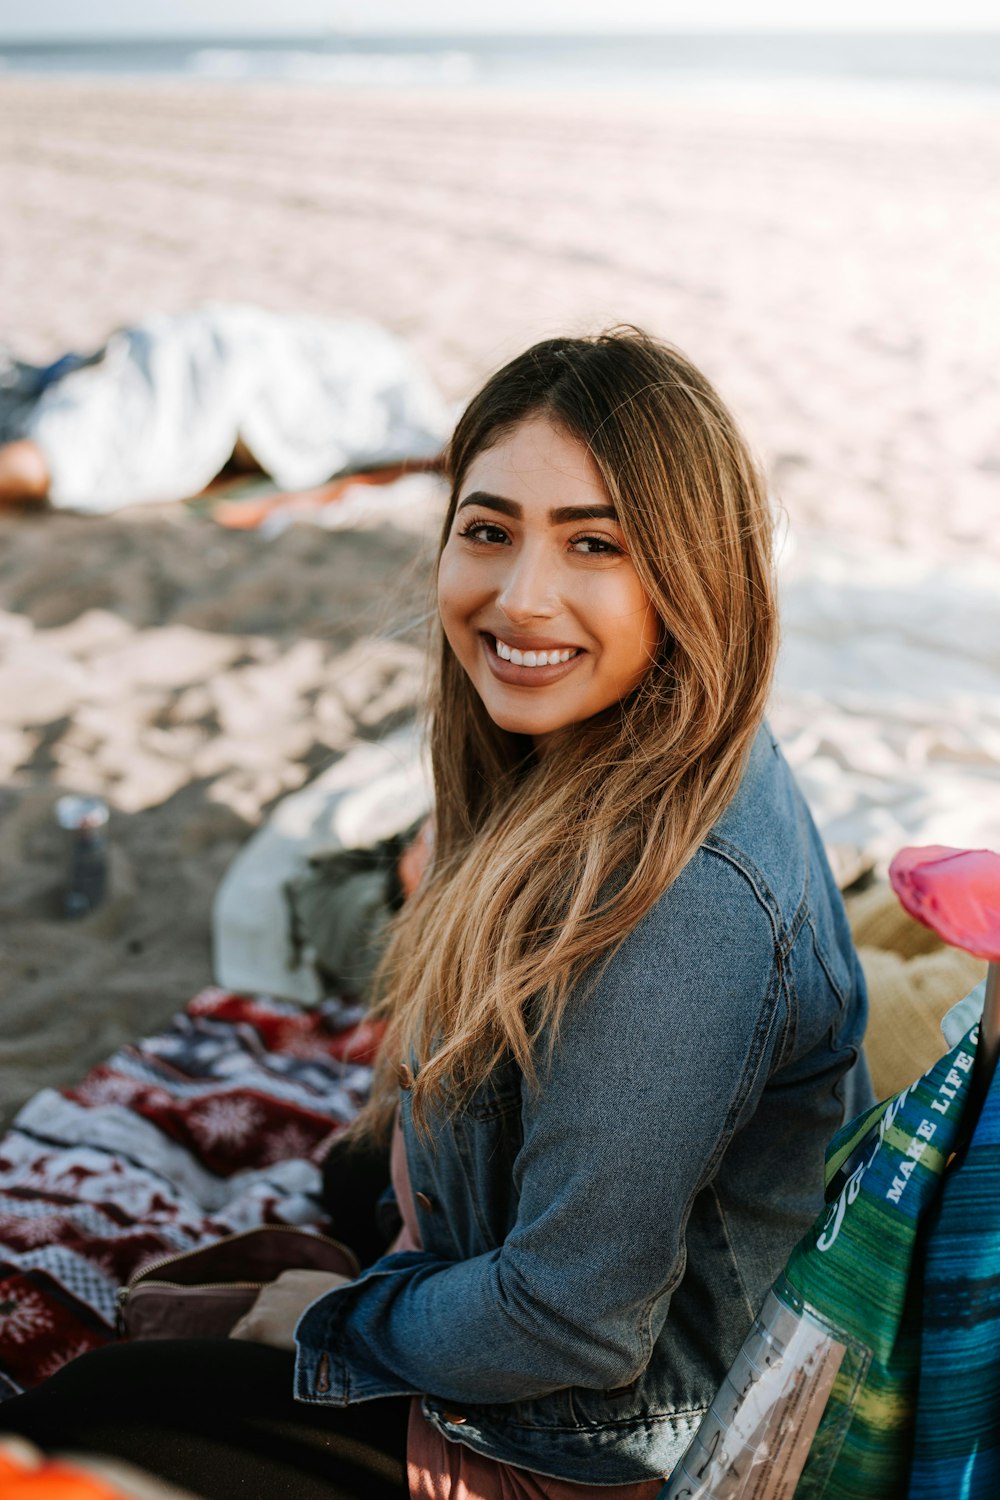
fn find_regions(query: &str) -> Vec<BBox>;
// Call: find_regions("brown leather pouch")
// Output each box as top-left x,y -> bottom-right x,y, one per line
117,1225 -> 360,1340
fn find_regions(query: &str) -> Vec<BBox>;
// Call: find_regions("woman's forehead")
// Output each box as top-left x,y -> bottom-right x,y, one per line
458,417 -> 609,515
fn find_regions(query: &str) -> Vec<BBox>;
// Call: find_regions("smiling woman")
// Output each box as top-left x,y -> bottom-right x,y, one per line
1,329 -> 873,1500
438,416 -> 661,743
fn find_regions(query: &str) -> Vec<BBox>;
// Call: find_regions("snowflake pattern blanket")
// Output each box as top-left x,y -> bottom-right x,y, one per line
0,988 -> 378,1399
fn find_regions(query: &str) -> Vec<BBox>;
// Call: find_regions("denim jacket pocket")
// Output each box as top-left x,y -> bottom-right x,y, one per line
448,1072 -> 524,1249
461,1053 -> 523,1120
402,1057 -> 524,1257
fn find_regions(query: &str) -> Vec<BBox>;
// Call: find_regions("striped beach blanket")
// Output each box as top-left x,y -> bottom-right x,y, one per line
0,989 -> 377,1400
908,1031 -> 1000,1497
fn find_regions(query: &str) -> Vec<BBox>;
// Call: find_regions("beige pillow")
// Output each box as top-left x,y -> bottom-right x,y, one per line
845,882 -> 986,1100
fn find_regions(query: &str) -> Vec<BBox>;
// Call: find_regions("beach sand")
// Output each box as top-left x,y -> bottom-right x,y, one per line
1,77 -> 998,1122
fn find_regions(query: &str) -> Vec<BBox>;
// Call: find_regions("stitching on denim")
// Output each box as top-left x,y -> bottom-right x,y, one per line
463,1092 -> 521,1122
461,1058 -> 523,1121
449,1114 -> 496,1244
635,1286 -> 659,1375
689,849 -> 784,1182
791,784 -> 856,1015
485,1404 -> 709,1433
776,946 -> 798,1069
806,911 -> 851,1011
703,835 -> 798,1074
709,1180 -> 755,1324
702,835 -> 781,934
781,891 -> 809,953
781,793 -> 813,1063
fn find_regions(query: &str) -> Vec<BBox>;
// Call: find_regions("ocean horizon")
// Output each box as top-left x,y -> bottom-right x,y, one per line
1,31 -> 999,106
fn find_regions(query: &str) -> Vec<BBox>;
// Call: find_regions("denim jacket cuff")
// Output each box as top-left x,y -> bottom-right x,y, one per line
293,1263 -> 426,1406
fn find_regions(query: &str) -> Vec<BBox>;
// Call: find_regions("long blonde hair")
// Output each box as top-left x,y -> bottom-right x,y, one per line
362,328 -> 778,1137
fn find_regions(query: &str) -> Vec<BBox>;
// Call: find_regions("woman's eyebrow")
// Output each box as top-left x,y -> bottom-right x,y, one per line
456,491 -> 618,524
549,504 -> 618,524
457,491 -> 520,518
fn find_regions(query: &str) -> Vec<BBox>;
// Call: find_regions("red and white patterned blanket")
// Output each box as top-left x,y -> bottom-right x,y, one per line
0,988 -> 378,1400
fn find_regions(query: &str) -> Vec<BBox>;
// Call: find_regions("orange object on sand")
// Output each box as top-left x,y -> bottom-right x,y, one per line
207,460 -> 439,530
0,1444 -> 125,1500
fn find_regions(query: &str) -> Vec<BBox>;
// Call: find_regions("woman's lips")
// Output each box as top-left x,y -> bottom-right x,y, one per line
481,633 -> 583,686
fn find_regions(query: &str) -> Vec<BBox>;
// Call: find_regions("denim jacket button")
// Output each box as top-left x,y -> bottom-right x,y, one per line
442,1410 -> 468,1424
415,1191 -> 435,1212
397,1063 -> 414,1089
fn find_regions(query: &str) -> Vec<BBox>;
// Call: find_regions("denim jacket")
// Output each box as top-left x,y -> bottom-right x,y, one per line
295,727 -> 873,1485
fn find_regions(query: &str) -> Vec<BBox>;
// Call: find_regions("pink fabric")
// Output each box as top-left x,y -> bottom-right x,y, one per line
405,1407 -> 663,1500
390,1113 -> 422,1254
889,845 -> 1000,961
390,1118 -> 664,1500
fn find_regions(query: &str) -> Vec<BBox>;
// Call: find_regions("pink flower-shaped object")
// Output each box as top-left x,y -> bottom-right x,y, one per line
889,845 -> 1000,962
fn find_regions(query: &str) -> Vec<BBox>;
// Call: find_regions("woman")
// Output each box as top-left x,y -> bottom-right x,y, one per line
1,330 -> 872,1497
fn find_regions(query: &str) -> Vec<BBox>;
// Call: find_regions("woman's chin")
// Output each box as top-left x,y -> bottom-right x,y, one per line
490,715 -> 561,742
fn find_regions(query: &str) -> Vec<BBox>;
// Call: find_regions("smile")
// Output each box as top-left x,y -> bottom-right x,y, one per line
494,636 -> 579,668
481,634 -> 584,686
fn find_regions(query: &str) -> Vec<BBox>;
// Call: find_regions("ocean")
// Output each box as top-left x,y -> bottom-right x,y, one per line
0,31 -> 999,106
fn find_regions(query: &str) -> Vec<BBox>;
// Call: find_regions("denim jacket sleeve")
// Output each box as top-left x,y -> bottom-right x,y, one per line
294,846 -> 784,1408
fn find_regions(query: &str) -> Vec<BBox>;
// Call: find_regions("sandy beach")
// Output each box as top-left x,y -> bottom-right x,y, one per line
1,76 -> 999,1123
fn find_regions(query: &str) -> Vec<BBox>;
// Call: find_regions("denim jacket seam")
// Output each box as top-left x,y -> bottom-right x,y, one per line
451,1121 -> 495,1243
766,897 -> 803,1072
789,785 -> 858,1024
683,848 -> 785,1174
701,834 -> 782,936
775,953 -> 798,1069
464,1099 -> 521,1122
709,1181 -> 756,1324
717,949 -> 782,1165
635,1286 -> 660,1376
703,833 -> 801,1072
805,911 -> 851,1012
474,1402 -> 710,1434
462,1076 -> 522,1122
659,943 -> 781,1314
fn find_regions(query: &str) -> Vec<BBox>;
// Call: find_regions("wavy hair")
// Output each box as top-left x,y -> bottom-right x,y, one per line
360,327 -> 778,1137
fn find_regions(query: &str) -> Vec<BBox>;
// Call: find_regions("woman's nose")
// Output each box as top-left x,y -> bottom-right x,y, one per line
495,547 -> 559,622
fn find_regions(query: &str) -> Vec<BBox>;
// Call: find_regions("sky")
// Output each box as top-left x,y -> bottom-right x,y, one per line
0,0 -> 998,39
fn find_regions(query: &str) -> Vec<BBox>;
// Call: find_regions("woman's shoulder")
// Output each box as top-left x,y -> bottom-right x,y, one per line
625,725 -> 835,974
697,723 -> 823,929
565,726 -> 845,1042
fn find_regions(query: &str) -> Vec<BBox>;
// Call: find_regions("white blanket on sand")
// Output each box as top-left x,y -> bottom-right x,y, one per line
3,306 -> 451,512
773,531 -> 1000,871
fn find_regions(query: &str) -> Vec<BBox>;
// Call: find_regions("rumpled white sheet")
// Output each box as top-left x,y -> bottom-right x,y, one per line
773,530 -> 1000,871
21,305 -> 451,512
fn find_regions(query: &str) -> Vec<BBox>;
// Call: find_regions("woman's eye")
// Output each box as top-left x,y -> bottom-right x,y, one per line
570,534 -> 622,556
457,519 -> 510,545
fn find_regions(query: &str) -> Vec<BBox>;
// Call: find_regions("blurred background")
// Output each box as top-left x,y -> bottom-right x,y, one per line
0,0 -> 999,1116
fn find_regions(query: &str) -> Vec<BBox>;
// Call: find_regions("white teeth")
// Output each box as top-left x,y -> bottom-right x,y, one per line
493,638 -> 576,668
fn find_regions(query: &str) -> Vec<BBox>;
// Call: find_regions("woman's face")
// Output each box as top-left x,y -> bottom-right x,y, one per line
437,415 -> 661,746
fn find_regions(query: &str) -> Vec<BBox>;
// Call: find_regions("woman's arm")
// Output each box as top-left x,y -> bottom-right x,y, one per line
295,850 -> 784,1407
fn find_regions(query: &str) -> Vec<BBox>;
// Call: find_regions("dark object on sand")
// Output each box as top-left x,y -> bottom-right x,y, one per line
56,794 -> 109,918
